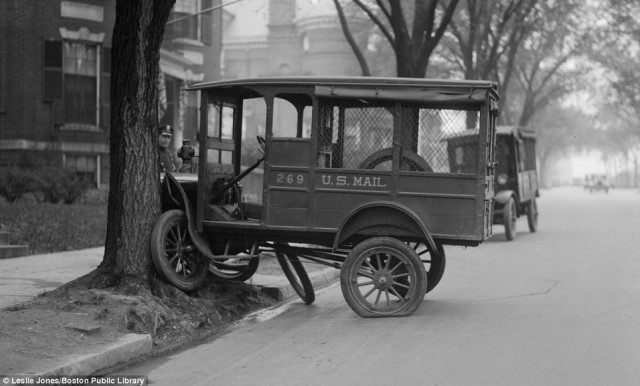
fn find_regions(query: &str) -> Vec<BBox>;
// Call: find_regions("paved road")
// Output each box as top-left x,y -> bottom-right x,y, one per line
120,187 -> 640,386
0,247 -> 103,308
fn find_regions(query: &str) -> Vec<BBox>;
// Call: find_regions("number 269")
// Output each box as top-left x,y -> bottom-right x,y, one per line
276,173 -> 304,185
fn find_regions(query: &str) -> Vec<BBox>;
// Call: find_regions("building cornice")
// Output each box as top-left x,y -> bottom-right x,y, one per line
59,27 -> 105,43
0,139 -> 109,154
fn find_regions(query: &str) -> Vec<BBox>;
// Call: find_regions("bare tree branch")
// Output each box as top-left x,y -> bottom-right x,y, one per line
333,0 -> 371,76
353,0 -> 395,46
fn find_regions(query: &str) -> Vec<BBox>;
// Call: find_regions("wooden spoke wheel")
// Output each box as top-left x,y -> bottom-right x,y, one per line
409,241 -> 446,294
151,210 -> 208,292
340,237 -> 427,318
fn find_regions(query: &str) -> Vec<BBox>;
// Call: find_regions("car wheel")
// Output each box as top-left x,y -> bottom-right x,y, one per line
340,237 -> 427,318
503,197 -> 517,241
151,210 -> 209,292
527,198 -> 538,233
408,242 -> 446,294
209,253 -> 260,281
275,248 -> 315,304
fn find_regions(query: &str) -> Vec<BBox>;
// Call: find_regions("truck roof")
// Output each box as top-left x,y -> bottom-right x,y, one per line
496,125 -> 536,139
188,76 -> 500,105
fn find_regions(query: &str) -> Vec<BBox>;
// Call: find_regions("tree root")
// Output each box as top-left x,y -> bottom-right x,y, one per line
37,268 -> 276,345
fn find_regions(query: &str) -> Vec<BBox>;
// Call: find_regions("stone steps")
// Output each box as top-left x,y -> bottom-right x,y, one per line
0,231 -> 29,259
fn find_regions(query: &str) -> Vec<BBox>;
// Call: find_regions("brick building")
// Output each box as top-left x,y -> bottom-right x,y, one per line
0,0 -> 362,188
0,0 -> 222,188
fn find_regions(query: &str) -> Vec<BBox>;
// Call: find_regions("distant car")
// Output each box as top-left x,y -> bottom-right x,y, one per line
444,125 -> 539,241
585,174 -> 610,193
492,126 -> 539,241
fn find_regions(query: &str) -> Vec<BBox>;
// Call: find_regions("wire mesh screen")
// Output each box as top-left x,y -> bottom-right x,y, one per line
409,105 -> 480,174
317,100 -> 394,169
317,99 -> 481,174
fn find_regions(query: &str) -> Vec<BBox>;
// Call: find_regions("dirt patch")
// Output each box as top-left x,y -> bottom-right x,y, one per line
1,280 -> 275,374
1,294 -> 134,374
0,252 -> 334,375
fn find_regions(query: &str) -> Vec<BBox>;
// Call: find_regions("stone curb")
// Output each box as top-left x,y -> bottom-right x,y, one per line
32,267 -> 341,376
36,333 -> 153,376
256,267 -> 340,301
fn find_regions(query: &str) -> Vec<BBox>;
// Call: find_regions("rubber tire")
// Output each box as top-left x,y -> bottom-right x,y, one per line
358,148 -> 433,172
411,242 -> 446,294
340,237 -> 427,318
503,197 -> 517,241
275,249 -> 315,304
527,198 -> 538,233
209,254 -> 260,281
151,210 -> 209,292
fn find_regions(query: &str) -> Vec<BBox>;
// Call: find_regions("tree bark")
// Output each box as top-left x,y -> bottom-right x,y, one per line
98,0 -> 176,284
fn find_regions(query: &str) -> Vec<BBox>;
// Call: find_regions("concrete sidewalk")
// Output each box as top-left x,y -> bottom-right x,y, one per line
0,248 -> 340,375
0,247 -> 105,309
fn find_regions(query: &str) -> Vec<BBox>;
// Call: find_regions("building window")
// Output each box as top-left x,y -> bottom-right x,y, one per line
159,75 -> 176,127
43,38 -> 109,129
170,0 -> 199,41
64,41 -> 98,125
167,0 -> 212,44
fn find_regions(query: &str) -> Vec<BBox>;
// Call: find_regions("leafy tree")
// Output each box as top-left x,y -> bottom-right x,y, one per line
588,1 -> 640,124
593,105 -> 640,188
440,0 -> 538,117
445,0 -> 536,78
508,1 -> 583,126
332,0 -> 460,78
581,0 -> 640,187
529,105 -> 595,188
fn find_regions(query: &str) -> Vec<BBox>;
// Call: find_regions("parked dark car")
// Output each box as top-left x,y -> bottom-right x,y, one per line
492,126 -> 539,240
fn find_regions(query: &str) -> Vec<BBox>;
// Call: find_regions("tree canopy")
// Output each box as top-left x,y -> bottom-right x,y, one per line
333,0 -> 640,187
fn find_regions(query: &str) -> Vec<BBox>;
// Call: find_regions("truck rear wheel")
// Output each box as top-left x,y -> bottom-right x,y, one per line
341,237 -> 427,317
410,242 -> 446,293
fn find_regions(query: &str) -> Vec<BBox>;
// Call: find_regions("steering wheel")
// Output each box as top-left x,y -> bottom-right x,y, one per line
257,135 -> 266,153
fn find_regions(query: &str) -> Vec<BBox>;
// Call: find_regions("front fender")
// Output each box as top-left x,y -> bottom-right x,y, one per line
332,201 -> 440,258
162,173 -> 215,260
494,189 -> 515,205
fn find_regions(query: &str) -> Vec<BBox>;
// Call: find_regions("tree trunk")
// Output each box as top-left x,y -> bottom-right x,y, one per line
96,0 -> 176,286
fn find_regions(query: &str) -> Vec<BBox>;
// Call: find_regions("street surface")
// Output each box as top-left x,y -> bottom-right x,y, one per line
120,187 -> 638,385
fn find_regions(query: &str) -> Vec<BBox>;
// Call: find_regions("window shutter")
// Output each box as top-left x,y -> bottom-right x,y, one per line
43,40 -> 63,100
